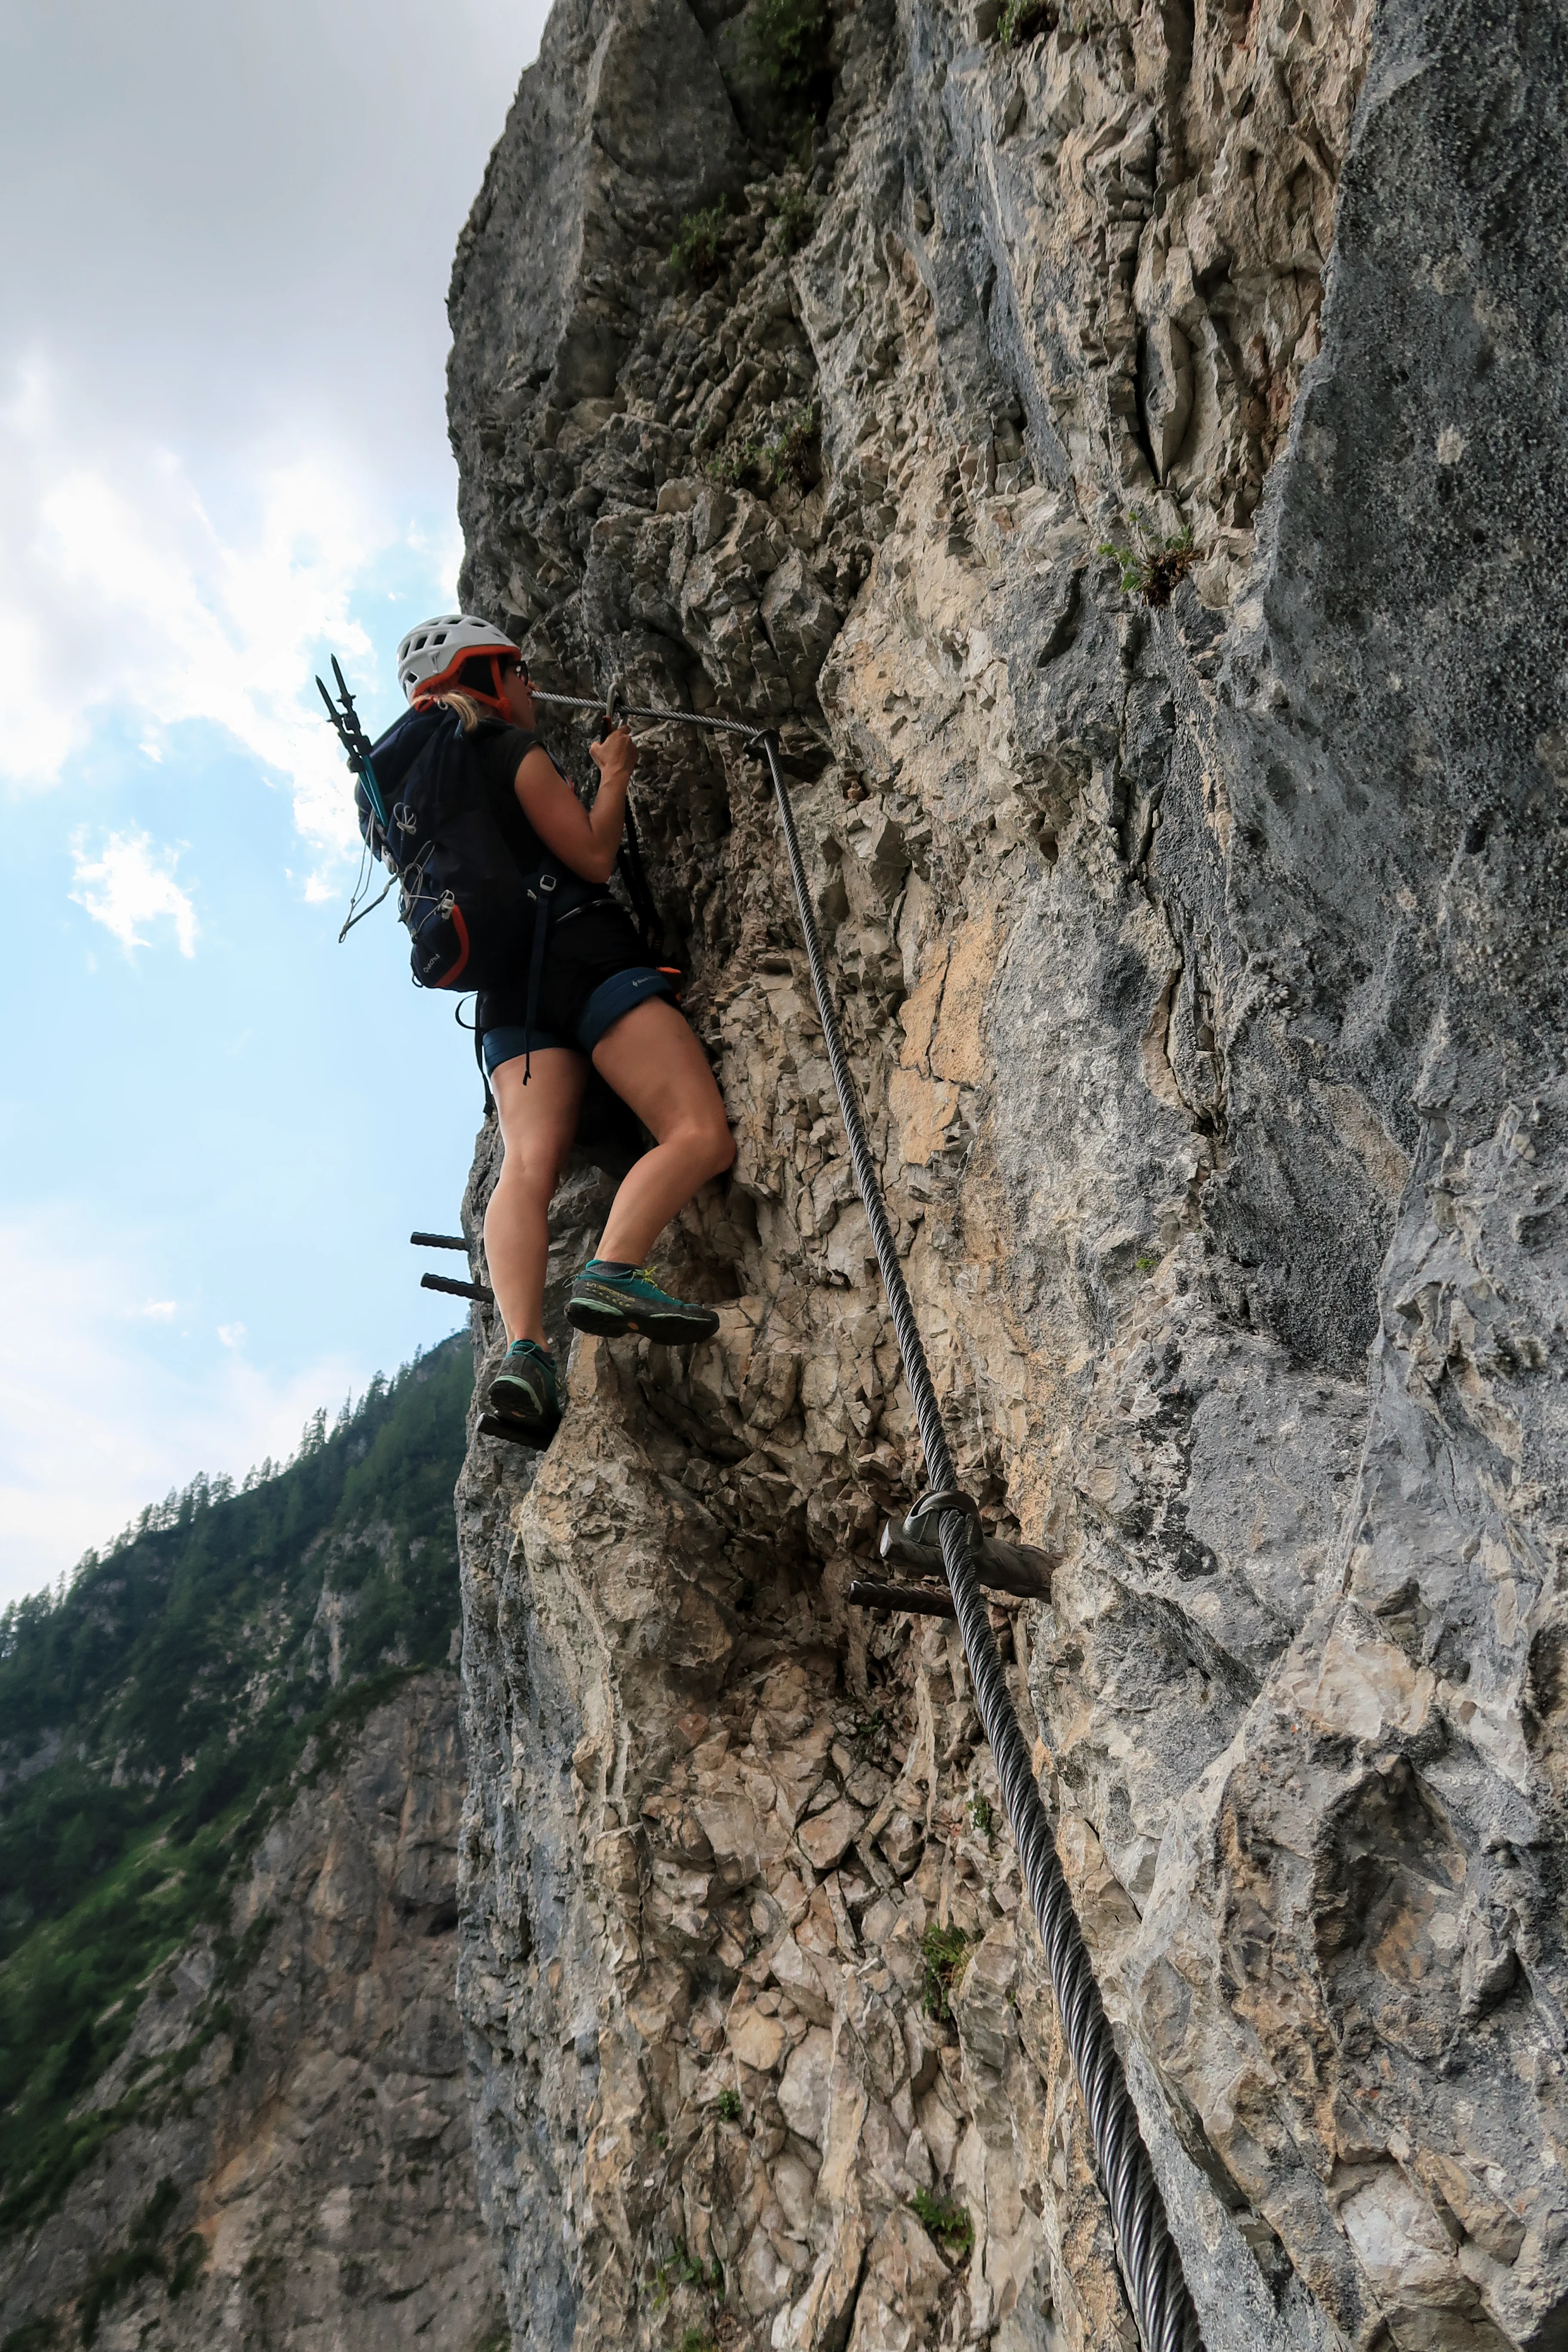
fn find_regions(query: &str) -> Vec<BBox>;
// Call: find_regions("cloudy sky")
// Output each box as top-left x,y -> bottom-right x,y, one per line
0,0 -> 549,1601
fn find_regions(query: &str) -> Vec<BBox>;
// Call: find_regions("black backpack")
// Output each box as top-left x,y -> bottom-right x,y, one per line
319,661 -> 667,1012
320,665 -> 671,1158
354,704 -> 576,992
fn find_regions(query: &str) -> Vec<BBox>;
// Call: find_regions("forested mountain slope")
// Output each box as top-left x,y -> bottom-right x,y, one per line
0,1335 -> 505,2352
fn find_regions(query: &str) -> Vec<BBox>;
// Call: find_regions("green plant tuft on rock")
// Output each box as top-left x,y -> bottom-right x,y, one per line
705,442 -> 754,489
707,404 -> 819,497
853,1706 -> 886,1757
651,2242 -> 723,2310
969,1793 -> 994,1839
995,0 -> 1052,44
716,2087 -> 743,2122
1098,512 -> 1197,607
766,404 -> 820,488
910,2187 -> 975,2258
669,200 -> 729,285
748,0 -> 833,110
771,183 -> 815,254
920,1922 -> 971,2020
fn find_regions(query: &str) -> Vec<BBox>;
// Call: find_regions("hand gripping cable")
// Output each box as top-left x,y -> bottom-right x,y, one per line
501,690 -> 1208,2350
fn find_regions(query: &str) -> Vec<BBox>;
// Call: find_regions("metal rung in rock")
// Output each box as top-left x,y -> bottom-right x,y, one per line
411,1231 -> 470,1252
880,1519 -> 1055,1599
847,1579 -> 956,1619
421,1271 -> 494,1305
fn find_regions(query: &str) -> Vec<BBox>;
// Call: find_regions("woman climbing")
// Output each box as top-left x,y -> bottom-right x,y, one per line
395,615 -> 736,1443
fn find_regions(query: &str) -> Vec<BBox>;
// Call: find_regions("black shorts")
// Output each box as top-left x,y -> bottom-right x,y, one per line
476,904 -> 676,1071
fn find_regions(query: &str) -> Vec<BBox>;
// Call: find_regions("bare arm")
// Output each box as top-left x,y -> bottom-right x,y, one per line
513,726 -> 638,885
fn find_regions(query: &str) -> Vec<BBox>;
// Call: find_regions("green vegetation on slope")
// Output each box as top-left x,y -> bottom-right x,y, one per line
0,1334 -> 472,2232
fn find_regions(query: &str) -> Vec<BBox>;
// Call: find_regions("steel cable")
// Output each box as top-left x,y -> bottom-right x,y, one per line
529,687 -> 760,738
753,729 -> 1204,2352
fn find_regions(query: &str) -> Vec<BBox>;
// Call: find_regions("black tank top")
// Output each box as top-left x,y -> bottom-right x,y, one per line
473,723 -> 551,873
470,723 -> 642,1035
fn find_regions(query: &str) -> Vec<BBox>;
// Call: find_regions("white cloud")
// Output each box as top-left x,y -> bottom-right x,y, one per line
217,1323 -> 247,1349
0,1208 -> 367,1606
0,356 -> 432,864
70,827 -> 198,956
139,1299 -> 178,1320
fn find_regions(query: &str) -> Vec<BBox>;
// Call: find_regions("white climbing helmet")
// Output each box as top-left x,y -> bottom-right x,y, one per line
395,613 -> 520,703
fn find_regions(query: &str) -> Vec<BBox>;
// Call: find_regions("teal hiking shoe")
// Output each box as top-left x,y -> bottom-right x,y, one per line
566,1260 -> 720,1344
486,1339 -> 561,1440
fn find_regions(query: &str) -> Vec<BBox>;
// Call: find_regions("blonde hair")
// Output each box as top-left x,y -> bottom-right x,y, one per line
427,688 -> 492,734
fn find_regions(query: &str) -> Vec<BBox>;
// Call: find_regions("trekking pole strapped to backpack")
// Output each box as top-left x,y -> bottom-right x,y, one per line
318,662 -> 399,942
317,660 -> 387,831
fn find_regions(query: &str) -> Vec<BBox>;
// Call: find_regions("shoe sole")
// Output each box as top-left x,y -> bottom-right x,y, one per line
566,1298 -> 719,1344
487,1380 -> 559,1435
480,1410 -> 560,1450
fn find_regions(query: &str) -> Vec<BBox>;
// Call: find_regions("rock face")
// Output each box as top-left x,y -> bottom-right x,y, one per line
0,1677 -> 505,2352
447,0 -> 1568,2347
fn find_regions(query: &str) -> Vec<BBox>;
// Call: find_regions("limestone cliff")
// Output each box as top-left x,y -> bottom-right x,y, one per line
446,0 -> 1568,2346
0,1677 -> 505,2352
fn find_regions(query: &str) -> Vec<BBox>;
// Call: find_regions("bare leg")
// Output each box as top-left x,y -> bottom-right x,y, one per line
591,999 -> 735,1265
484,1050 -> 587,1344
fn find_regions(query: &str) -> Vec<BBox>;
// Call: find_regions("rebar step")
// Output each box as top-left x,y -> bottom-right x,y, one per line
421,1271 -> 494,1305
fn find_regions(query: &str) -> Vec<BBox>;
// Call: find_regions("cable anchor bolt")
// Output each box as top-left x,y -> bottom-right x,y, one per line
902,1486 -> 983,1556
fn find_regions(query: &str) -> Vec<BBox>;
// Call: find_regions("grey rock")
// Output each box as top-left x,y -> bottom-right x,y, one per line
445,0 -> 1568,2345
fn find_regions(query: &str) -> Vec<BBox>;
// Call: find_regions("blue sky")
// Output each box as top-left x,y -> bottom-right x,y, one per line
0,0 -> 549,1598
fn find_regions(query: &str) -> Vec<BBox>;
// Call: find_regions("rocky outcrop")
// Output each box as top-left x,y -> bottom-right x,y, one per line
447,0 -> 1568,2347
0,1677 -> 505,2352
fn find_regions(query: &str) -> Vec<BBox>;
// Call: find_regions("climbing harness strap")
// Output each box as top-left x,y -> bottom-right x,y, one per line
515,870 -> 622,1083
616,799 -> 664,963
521,869 -> 557,1085
525,684 -> 1205,2352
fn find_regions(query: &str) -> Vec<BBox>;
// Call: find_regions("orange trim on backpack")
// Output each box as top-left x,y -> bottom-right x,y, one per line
436,903 -> 472,988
